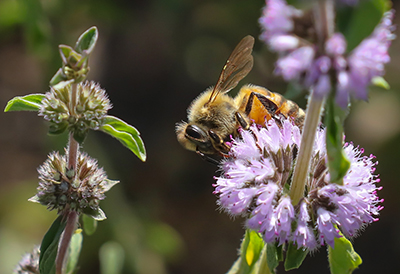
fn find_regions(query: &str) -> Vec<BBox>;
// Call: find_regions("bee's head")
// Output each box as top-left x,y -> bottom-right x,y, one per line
175,122 -> 216,154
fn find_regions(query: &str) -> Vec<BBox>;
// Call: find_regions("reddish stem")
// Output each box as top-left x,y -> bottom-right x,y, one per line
55,83 -> 80,274
55,210 -> 78,274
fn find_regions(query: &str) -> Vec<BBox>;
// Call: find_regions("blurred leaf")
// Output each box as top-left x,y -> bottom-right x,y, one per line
39,215 -> 67,274
243,230 -> 264,270
337,0 -> 389,52
0,0 -> 26,27
328,234 -> 362,274
4,93 -> 44,112
100,241 -> 125,274
102,179 -> 120,192
284,244 -> 308,270
226,230 -> 265,274
372,76 -> 390,90
100,115 -> 146,161
82,214 -> 98,236
84,208 -> 107,221
146,222 -> 183,261
65,230 -> 83,274
325,95 -> 350,185
75,26 -> 98,55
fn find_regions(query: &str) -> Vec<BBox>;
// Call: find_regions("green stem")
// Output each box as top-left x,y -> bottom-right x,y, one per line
289,0 -> 334,205
289,91 -> 324,205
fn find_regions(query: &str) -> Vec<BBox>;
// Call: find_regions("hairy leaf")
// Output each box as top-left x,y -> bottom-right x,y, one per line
328,235 -> 362,274
284,244 -> 308,270
4,93 -> 44,112
100,115 -> 146,161
75,26 -> 98,55
39,215 -> 67,274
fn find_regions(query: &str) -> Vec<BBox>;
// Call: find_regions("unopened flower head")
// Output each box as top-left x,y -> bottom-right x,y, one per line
213,119 -> 382,250
30,149 -> 118,219
39,81 -> 112,137
259,0 -> 395,108
14,246 -> 40,274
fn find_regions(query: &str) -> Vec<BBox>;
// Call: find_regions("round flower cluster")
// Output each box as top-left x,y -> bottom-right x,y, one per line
213,119 -> 382,250
30,150 -> 118,219
259,0 -> 395,108
39,81 -> 112,140
14,246 -> 40,274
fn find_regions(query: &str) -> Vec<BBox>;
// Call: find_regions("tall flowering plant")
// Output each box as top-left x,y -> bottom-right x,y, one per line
211,0 -> 393,273
7,27 -> 146,274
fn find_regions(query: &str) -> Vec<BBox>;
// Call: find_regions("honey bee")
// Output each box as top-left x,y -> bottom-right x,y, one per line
176,35 -> 305,157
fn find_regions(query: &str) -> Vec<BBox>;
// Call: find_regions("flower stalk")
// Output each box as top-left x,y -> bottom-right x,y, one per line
289,91 -> 324,205
55,210 -> 78,274
56,82 -> 80,274
289,0 -> 334,205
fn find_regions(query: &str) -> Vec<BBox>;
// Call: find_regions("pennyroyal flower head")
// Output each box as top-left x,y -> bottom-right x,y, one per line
213,119 -> 382,250
39,81 -> 112,139
29,149 -> 119,220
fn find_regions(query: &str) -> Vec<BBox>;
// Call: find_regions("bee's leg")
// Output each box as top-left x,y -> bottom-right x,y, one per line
196,149 -> 220,165
235,112 -> 250,130
208,130 -> 231,155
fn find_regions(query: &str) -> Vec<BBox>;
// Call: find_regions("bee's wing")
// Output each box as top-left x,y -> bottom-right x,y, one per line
208,35 -> 255,103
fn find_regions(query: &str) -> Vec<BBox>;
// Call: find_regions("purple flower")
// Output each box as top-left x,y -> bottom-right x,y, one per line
292,201 -> 318,250
259,0 -> 302,39
275,46 -> 315,81
343,11 -> 395,106
259,0 -> 395,108
213,119 -> 382,250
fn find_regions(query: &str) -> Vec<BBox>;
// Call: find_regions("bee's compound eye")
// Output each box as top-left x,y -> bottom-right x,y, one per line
185,125 -> 207,141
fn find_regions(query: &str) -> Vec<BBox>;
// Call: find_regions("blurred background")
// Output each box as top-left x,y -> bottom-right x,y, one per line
0,0 -> 399,273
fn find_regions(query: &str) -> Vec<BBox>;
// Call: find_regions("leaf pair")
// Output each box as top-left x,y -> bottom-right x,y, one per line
4,93 -> 146,161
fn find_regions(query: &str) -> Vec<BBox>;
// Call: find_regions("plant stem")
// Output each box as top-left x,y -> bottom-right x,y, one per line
289,92 -> 324,205
289,0 -> 334,205
56,210 -> 78,274
56,83 -> 80,274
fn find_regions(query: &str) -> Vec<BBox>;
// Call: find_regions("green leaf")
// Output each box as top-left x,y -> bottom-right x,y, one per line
99,241 -> 125,274
82,214 -> 98,236
75,26 -> 98,55
328,235 -> 362,274
100,115 -> 146,161
242,230 -> 264,272
226,230 -> 266,274
325,95 -> 350,185
372,76 -> 390,90
266,243 -> 280,273
337,0 -> 389,52
65,230 -> 83,274
4,93 -> 45,112
39,215 -> 67,274
50,68 -> 68,87
284,244 -> 308,271
59,44 -> 74,64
